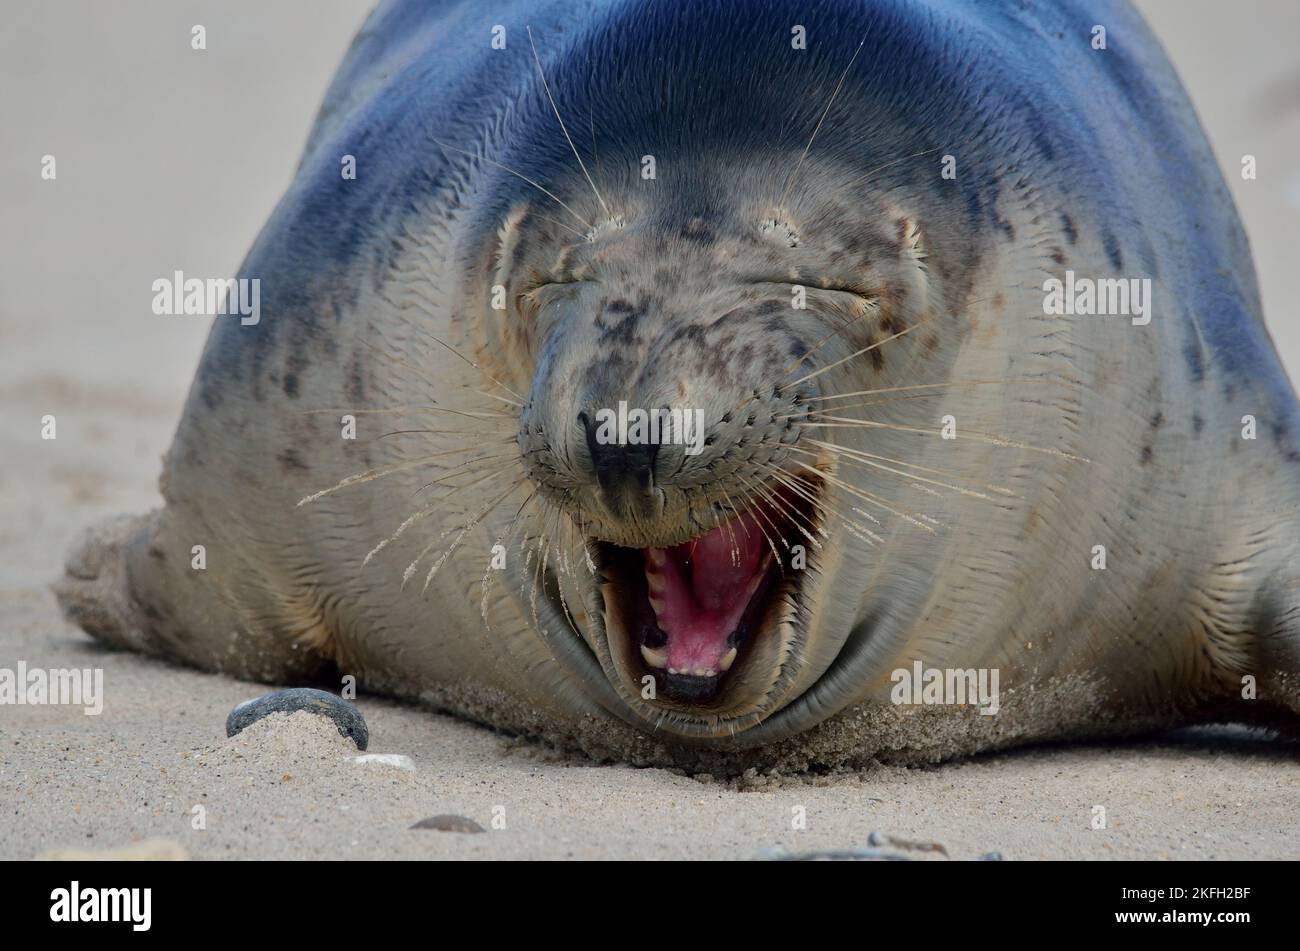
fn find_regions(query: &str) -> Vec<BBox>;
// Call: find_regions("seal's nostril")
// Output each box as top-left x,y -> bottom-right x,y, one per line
578,408 -> 662,514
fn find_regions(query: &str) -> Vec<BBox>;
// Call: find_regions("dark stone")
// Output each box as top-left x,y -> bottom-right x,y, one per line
411,815 -> 485,834
225,688 -> 368,750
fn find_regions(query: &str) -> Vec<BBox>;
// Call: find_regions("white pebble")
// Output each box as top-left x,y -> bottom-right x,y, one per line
349,753 -> 415,772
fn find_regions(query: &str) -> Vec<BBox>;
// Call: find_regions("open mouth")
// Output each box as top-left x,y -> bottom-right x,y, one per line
591,479 -> 820,709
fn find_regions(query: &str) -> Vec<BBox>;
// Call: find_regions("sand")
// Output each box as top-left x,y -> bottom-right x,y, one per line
2,0 -> 1299,860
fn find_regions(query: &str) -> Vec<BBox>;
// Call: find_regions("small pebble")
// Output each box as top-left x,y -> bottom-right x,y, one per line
225,688 -> 368,750
411,814 -> 485,833
350,753 -> 415,772
868,830 -> 949,856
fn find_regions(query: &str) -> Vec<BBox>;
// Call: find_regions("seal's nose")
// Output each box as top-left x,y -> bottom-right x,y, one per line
578,411 -> 664,522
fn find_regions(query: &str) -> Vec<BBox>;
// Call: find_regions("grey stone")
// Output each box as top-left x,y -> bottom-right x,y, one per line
226,688 -> 368,750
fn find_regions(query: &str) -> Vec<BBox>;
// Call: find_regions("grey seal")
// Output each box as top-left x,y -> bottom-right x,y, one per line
56,0 -> 1300,771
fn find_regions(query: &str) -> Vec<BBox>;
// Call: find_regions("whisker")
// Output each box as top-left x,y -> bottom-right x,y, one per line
778,298 -> 878,377
409,479 -> 528,592
532,501 -> 584,647
550,510 -> 584,640
526,25 -> 612,219
364,462 -> 518,565
845,146 -> 945,188
731,472 -> 788,565
791,442 -> 1011,504
802,377 -> 1050,404
432,137 -> 593,232
478,504 -> 524,628
371,429 -> 510,441
778,35 -> 867,209
524,210 -> 590,241
802,438 -> 1020,498
716,484 -> 748,568
528,521 -> 549,640
468,389 -> 523,408
297,448 -> 506,506
800,416 -> 1091,462
752,462 -> 830,547
796,391 -> 988,414
742,473 -> 805,552
788,458 -> 931,534
358,339 -> 469,408
412,453 -> 516,496
479,489 -> 544,625
786,316 -> 932,388
298,405 -> 445,416
523,498 -> 567,641
419,330 -> 525,402
758,461 -> 880,545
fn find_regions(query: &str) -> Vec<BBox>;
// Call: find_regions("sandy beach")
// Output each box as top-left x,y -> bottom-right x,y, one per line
2,1 -> 1298,860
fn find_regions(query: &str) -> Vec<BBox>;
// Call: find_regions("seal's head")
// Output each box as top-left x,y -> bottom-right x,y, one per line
479,154 -> 956,742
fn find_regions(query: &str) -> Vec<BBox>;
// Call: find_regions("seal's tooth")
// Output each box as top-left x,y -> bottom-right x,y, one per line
719,647 -> 738,671
641,645 -> 668,668
646,548 -> 667,569
648,594 -> 667,614
743,558 -> 770,599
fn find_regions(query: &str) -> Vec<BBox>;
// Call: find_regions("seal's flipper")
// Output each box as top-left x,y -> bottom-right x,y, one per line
1247,564 -> 1300,738
55,511 -> 157,654
53,509 -> 335,684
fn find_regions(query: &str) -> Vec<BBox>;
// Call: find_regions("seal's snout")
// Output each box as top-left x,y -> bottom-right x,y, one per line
509,252 -> 833,719
577,409 -> 666,523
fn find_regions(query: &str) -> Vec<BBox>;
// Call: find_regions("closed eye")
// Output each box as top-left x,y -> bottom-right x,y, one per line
516,279 -> 589,318
746,279 -> 876,302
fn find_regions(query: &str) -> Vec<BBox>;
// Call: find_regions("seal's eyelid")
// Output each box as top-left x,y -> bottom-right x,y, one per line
515,279 -> 590,316
534,278 -> 587,289
517,276 -> 586,295
808,282 -> 874,299
746,278 -> 875,302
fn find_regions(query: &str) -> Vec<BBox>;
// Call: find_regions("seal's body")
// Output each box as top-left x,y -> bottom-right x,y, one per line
58,0 -> 1300,770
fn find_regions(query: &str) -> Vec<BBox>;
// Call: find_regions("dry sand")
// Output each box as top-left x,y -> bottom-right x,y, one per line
2,1 -> 1299,860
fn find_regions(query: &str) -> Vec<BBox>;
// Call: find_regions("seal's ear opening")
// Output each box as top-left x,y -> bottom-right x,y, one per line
759,217 -> 801,248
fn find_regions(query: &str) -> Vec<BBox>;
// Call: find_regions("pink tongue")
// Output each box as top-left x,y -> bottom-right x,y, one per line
645,512 -> 769,675
684,518 -> 765,611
